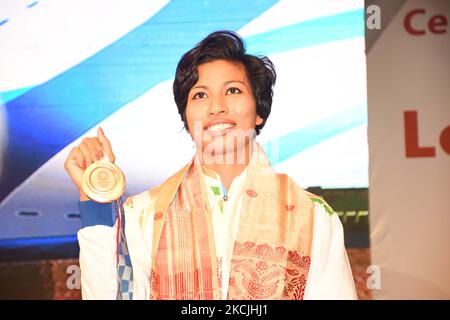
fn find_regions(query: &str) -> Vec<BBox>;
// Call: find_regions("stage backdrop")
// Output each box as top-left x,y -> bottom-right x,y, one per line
0,1 -> 367,241
367,0 -> 450,299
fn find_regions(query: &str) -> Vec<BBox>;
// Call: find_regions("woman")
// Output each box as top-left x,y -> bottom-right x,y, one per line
64,31 -> 357,300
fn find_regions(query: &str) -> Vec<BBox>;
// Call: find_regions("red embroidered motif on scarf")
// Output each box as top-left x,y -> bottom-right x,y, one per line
150,269 -> 158,300
228,241 -> 310,300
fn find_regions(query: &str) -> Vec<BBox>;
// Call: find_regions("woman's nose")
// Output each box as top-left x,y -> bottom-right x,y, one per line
208,96 -> 228,116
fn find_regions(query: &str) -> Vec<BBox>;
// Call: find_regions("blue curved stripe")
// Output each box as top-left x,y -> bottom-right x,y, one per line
1,0 -> 279,202
246,9 -> 364,55
0,86 -> 35,104
0,9 -> 364,105
262,104 -> 367,166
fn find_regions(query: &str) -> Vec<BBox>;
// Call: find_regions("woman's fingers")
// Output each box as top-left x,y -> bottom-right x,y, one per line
97,127 -> 115,163
64,146 -> 84,170
79,140 -> 94,168
84,137 -> 99,160
64,146 -> 85,190
72,147 -> 85,169
85,137 -> 104,162
92,137 -> 104,161
80,136 -> 107,165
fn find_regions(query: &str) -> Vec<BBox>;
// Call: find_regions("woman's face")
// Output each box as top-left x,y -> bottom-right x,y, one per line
185,59 -> 263,163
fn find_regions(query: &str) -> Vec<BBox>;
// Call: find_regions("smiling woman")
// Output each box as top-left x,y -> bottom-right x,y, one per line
65,30 -> 357,300
186,60 -> 263,180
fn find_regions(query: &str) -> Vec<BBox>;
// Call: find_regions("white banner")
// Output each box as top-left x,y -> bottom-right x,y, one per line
368,0 -> 450,299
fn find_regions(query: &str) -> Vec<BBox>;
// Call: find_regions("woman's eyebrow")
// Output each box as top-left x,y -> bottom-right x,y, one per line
224,80 -> 245,85
191,80 -> 246,90
191,85 -> 209,90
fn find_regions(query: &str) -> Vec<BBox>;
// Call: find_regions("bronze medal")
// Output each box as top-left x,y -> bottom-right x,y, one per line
81,158 -> 125,203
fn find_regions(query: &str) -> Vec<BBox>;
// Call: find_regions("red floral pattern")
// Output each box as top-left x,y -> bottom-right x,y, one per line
154,212 -> 163,220
246,189 -> 258,198
228,241 -> 310,300
285,204 -> 295,211
150,269 -> 159,300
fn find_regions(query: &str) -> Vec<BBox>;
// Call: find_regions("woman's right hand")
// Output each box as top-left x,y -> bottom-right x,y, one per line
64,127 -> 116,201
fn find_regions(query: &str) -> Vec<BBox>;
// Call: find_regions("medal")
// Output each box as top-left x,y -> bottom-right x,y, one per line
81,156 -> 125,203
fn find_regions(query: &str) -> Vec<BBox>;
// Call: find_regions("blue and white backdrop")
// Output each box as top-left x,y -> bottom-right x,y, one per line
0,0 -> 367,241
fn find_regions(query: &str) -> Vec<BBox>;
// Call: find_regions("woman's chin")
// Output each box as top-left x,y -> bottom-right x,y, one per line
198,140 -> 251,165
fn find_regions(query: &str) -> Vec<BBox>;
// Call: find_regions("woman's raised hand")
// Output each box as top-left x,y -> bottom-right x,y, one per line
64,127 -> 116,201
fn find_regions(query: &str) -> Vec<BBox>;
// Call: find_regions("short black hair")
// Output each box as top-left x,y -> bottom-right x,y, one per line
173,30 -> 276,135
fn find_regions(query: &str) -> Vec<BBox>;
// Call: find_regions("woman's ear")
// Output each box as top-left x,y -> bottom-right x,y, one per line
256,115 -> 264,126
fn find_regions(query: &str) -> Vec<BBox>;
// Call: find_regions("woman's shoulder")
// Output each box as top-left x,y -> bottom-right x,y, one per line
277,173 -> 336,218
122,162 -> 191,215
304,191 -> 335,217
123,189 -> 153,212
303,190 -> 343,239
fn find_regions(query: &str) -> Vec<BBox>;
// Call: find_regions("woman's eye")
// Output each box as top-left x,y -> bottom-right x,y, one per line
226,87 -> 241,95
193,92 -> 207,99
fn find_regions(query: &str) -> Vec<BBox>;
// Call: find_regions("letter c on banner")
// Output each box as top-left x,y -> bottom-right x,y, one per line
404,9 -> 426,35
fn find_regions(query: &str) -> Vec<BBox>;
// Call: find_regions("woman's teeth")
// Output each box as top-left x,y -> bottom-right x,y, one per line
207,123 -> 235,132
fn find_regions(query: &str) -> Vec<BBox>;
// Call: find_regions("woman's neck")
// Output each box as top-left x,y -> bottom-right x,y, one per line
200,141 -> 253,191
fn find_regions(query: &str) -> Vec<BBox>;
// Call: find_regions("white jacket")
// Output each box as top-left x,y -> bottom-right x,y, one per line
78,188 -> 357,300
